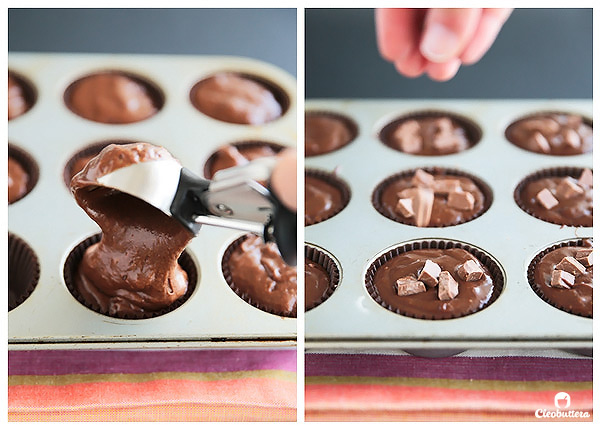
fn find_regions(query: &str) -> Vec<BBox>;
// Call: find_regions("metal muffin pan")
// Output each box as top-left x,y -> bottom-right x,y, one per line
304,99 -> 592,352
8,52 -> 297,347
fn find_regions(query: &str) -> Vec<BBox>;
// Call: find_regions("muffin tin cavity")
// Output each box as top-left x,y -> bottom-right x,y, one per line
378,110 -> 482,156
305,111 -> 359,157
9,53 -> 296,345
9,233 -> 40,311
505,111 -> 593,156
222,234 -> 297,318
8,70 -> 37,120
64,70 -> 165,124
203,140 -> 285,179
305,244 -> 341,311
365,239 -> 505,320
63,234 -> 198,319
190,72 -> 290,125
305,168 -> 351,226
63,139 -> 137,187
8,144 -> 39,204
527,238 -> 593,318
514,166 -> 592,227
372,167 -> 493,228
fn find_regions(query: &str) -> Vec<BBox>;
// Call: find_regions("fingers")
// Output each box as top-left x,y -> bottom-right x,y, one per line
394,49 -> 428,78
460,8 -> 513,65
426,58 -> 462,81
270,149 -> 297,212
419,8 -> 482,63
375,8 -> 423,64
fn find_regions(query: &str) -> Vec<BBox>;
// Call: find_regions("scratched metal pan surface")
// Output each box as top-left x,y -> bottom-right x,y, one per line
8,52 -> 297,347
304,99 -> 592,352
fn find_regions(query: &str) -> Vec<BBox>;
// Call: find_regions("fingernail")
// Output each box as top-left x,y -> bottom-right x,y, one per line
420,23 -> 459,63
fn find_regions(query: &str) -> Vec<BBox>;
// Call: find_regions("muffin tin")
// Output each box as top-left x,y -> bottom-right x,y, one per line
8,52 -> 297,348
304,99 -> 592,353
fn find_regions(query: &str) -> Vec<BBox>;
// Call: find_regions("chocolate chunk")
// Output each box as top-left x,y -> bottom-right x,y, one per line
555,177 -> 584,200
531,131 -> 551,153
562,129 -> 582,148
556,256 -> 586,276
395,276 -> 426,296
395,198 -> 414,218
522,118 -> 560,134
432,179 -> 462,195
536,188 -> 559,210
578,168 -> 593,188
550,269 -> 575,289
417,259 -> 441,288
433,134 -> 460,151
457,259 -> 484,281
438,271 -> 459,300
575,249 -> 593,267
447,190 -> 475,211
411,169 -> 435,187
393,120 -> 422,153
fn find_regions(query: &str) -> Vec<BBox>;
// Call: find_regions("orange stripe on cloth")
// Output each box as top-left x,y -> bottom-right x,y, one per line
305,383 -> 593,413
306,409 -> 593,422
9,403 -> 296,422
9,377 -> 296,411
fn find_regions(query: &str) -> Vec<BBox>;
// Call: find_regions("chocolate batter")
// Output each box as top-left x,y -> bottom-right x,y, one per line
372,248 -> 495,319
205,143 -> 280,179
305,113 -> 355,156
506,113 -> 592,155
517,176 -> 592,227
8,74 -> 31,120
71,143 -> 194,318
191,73 -> 282,125
66,72 -> 159,124
377,172 -> 486,227
226,234 -> 297,317
305,260 -> 330,311
533,244 -> 593,317
8,156 -> 29,204
305,174 -> 346,226
385,116 -> 472,155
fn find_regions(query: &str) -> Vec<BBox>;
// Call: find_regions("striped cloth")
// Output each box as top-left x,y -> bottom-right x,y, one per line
8,349 -> 296,422
305,351 -> 592,422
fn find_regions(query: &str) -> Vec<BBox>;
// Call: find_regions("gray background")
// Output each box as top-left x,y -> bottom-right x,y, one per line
9,8 -> 297,77
305,8 -> 592,98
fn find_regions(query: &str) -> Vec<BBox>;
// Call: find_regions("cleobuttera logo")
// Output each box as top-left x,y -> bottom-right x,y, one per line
554,392 -> 571,409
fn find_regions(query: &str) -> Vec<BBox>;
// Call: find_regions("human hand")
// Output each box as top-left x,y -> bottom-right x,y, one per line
270,148 -> 297,212
376,8 -> 512,81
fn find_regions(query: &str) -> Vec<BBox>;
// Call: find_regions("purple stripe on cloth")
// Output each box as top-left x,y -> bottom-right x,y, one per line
305,354 -> 592,382
9,349 -> 296,376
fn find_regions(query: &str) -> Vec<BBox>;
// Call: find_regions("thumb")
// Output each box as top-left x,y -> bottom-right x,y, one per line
419,8 -> 482,63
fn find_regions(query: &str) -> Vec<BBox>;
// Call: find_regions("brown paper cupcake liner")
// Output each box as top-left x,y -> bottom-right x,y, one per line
63,233 -> 197,320
222,233 -> 297,318
305,110 -> 359,157
372,166 -> 493,227
63,140 -> 136,187
305,168 -> 351,226
203,140 -> 285,179
305,244 -> 341,311
364,239 -> 505,320
9,233 -> 41,311
514,166 -> 592,227
8,144 -> 39,204
190,71 -> 290,123
64,69 -> 165,124
9,70 -> 37,119
505,110 -> 593,155
527,237 -> 593,318
378,109 -> 482,155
